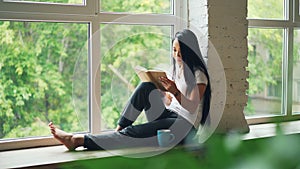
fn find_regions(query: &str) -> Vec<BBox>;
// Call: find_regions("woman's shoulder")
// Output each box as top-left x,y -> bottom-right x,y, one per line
194,69 -> 208,85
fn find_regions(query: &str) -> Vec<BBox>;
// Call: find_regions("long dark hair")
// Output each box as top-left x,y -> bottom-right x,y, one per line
171,29 -> 211,125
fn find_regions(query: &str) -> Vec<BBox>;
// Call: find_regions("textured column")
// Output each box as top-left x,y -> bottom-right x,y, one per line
189,0 -> 249,133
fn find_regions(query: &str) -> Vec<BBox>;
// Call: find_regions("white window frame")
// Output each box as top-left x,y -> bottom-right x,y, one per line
247,0 -> 300,124
296,81 -> 300,102
0,0 -> 188,151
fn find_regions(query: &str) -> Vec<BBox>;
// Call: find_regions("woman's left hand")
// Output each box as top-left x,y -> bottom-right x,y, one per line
159,76 -> 178,95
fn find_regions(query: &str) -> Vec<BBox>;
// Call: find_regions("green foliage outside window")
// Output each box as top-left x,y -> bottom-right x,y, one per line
100,24 -> 171,129
0,0 -> 172,139
0,21 -> 88,139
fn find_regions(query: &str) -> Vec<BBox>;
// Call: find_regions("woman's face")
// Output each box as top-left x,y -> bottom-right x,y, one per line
172,39 -> 183,67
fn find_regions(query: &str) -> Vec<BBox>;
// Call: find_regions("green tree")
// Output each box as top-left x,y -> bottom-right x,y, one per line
100,24 -> 171,129
0,0 -> 173,138
0,21 -> 88,138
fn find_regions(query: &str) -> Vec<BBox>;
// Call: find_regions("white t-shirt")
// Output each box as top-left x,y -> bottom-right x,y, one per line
166,68 -> 208,128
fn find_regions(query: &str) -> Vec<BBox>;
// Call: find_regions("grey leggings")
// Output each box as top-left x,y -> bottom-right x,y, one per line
84,82 -> 196,150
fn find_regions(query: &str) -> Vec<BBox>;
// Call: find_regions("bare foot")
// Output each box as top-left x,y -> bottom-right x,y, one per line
48,122 -> 78,151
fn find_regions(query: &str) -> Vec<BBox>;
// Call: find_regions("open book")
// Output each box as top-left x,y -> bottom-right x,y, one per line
134,65 -> 167,91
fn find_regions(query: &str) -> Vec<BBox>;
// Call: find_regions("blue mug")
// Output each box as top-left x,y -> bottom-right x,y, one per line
157,129 -> 175,147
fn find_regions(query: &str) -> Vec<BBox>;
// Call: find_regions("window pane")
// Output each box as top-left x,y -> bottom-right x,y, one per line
0,21 -> 89,140
4,0 -> 84,5
100,24 -> 172,130
293,29 -> 300,114
100,0 -> 172,14
245,28 -> 283,118
248,0 -> 284,19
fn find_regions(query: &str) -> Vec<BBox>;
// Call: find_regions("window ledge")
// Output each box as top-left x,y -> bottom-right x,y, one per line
0,145 -> 169,169
243,120 -> 300,140
1,121 -> 300,169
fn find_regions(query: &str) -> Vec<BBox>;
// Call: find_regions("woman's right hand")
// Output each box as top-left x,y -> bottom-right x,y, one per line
159,76 -> 179,96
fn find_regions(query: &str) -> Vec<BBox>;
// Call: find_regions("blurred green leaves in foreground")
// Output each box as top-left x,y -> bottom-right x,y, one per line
62,127 -> 300,169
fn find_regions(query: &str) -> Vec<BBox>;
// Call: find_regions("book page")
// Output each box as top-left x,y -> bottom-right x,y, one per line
134,66 -> 167,91
134,66 -> 150,82
146,71 -> 167,91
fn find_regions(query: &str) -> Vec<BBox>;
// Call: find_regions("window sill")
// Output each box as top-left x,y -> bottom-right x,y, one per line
243,120 -> 300,140
0,144 -> 168,169
1,121 -> 300,169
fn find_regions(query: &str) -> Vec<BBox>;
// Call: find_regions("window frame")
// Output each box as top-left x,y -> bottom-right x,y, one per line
0,0 -> 187,151
247,0 -> 300,124
296,81 -> 300,102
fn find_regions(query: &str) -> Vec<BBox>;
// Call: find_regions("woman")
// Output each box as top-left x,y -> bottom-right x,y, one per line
49,29 -> 211,150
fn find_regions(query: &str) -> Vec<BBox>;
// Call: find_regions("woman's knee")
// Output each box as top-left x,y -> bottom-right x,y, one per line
139,82 -> 156,90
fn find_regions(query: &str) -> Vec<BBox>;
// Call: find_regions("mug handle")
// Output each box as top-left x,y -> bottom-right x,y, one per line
169,134 -> 175,143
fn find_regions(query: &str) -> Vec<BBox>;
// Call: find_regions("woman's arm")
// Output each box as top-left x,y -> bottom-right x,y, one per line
175,84 -> 206,113
159,76 -> 206,113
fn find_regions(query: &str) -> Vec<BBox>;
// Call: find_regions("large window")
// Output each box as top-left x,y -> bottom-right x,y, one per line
246,0 -> 300,123
0,21 -> 89,140
0,0 -> 184,150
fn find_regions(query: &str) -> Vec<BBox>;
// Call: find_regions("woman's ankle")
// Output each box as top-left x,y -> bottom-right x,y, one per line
71,134 -> 84,148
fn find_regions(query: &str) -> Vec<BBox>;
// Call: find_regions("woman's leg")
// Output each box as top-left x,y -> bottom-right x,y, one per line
117,82 -> 167,129
83,117 -> 179,150
49,122 -> 84,151
116,116 -> 194,148
117,82 -> 192,140
49,118 -> 194,151
119,115 -> 177,138
50,82 -> 167,150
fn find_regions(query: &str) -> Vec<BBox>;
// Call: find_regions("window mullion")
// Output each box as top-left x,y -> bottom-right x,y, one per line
285,0 -> 294,117
286,27 -> 294,117
282,28 -> 288,116
90,19 -> 101,134
174,0 -> 187,32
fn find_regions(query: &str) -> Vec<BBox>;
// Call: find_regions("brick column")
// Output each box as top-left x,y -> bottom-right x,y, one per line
189,0 -> 249,133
